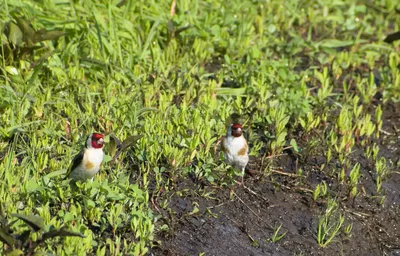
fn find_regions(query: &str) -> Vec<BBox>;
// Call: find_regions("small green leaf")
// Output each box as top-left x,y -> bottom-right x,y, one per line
85,199 -> 96,209
108,134 -> 121,157
318,39 -> 352,48
210,25 -> 220,35
107,191 -> 125,201
5,66 -> 18,75
267,24 -> 276,33
63,212 -> 74,223
103,154 -> 112,163
224,54 -> 231,64
25,179 -> 42,193
189,206 -> 199,215
214,87 -> 246,96
5,249 -> 24,256
290,139 -> 300,153
317,39 -> 367,48
136,107 -> 158,116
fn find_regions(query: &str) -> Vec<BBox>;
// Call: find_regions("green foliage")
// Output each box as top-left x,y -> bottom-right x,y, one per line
0,0 -> 398,253
269,223 -> 287,243
316,199 -> 345,247
0,213 -> 84,255
313,181 -> 328,202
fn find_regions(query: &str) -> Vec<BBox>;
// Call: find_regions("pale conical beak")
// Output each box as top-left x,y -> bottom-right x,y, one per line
98,138 -> 104,144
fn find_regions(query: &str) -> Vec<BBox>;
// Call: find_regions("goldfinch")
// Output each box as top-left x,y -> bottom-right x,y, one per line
222,123 -> 249,185
64,133 -> 105,181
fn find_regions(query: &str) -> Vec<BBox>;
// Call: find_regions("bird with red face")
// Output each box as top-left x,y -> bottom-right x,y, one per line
222,123 -> 249,185
64,133 -> 105,182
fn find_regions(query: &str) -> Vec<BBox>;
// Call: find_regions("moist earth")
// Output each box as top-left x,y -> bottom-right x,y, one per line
149,103 -> 400,256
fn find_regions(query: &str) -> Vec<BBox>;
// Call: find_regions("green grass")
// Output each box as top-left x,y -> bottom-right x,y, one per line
0,0 -> 399,254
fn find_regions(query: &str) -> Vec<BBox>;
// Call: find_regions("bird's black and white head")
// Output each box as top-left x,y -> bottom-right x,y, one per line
86,133 -> 105,149
227,123 -> 243,138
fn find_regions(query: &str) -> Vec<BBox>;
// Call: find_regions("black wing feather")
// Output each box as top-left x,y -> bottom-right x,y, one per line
64,149 -> 84,179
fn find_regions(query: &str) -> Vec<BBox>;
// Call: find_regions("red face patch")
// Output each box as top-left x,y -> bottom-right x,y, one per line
232,123 -> 242,129
231,124 -> 243,137
92,133 -> 104,140
91,133 -> 104,148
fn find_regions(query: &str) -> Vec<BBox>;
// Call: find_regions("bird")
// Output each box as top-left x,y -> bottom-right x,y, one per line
221,123 -> 249,186
64,133 -> 105,182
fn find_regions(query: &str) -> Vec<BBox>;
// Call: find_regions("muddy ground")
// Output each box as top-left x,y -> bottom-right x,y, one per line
149,103 -> 400,256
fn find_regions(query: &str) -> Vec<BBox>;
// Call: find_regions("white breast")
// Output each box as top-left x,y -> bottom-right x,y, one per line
70,148 -> 104,181
223,136 -> 249,171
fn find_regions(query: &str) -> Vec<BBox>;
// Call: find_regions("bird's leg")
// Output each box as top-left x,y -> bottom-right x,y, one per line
234,174 -> 244,186
241,168 -> 257,195
234,168 -> 245,186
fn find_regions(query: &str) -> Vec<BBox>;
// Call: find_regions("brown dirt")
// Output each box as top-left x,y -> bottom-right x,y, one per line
149,103 -> 400,256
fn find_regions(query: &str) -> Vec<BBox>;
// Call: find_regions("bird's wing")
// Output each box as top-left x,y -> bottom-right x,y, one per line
64,149 -> 84,179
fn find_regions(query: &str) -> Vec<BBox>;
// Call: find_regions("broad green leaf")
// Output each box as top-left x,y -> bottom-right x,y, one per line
34,29 -> 65,43
42,226 -> 85,242
8,22 -> 23,45
120,135 -> 143,152
0,228 -> 16,246
15,17 -> 35,46
11,213 -> 46,232
113,135 -> 144,161
384,30 -> 400,43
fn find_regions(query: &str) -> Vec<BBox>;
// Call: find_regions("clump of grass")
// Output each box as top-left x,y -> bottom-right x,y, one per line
269,223 -> 287,243
316,199 -> 345,248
